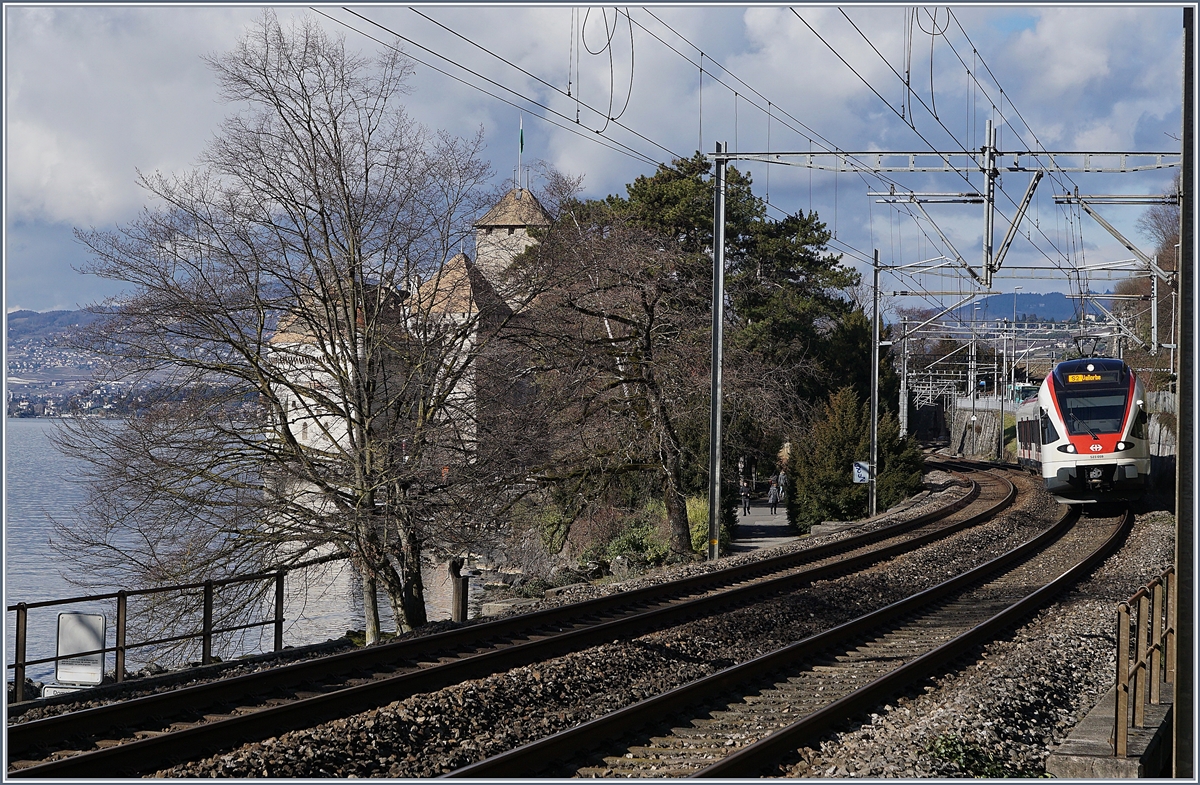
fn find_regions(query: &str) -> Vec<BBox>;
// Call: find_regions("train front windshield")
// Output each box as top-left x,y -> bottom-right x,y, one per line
1051,363 -> 1130,436
1055,391 -> 1128,435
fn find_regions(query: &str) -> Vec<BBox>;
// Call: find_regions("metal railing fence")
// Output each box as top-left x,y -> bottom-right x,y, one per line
1114,565 -> 1176,756
8,570 -> 285,703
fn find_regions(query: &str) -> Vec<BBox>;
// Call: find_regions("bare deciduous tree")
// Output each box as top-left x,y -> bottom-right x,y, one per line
515,201 -> 712,557
54,12 -> 536,644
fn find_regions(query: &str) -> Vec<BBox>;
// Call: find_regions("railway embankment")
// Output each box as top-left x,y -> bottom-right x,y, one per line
144,467 -> 1066,777
9,466 -> 1175,778
785,509 -> 1174,778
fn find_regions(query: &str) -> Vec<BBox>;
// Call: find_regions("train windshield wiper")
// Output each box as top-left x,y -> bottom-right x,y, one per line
1069,411 -> 1100,440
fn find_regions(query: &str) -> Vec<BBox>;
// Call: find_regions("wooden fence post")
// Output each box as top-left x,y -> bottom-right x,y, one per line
1135,593 -> 1150,727
1168,568 -> 1177,684
450,560 -> 467,623
1115,601 -> 1130,756
1152,579 -> 1164,704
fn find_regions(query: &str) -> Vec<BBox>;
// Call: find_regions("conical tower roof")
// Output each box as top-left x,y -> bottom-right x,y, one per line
474,188 -> 550,229
417,253 -> 511,318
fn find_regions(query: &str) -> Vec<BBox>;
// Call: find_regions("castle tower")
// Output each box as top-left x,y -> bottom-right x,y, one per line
472,188 -> 550,302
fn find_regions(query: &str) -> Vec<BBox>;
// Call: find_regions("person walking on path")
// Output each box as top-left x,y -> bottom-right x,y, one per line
767,481 -> 780,514
740,479 -> 751,515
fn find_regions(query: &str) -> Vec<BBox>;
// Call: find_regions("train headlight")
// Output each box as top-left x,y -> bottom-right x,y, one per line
1057,444 -> 1077,453
1114,441 -> 1135,452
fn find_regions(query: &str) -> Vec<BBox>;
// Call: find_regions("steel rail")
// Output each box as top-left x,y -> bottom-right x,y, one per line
7,468 -> 981,749
695,505 -> 1132,777
442,501 -> 1124,779
8,467 -> 1006,778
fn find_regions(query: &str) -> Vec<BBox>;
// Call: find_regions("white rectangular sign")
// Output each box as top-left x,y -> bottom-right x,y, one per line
56,612 -> 106,686
852,461 -> 871,484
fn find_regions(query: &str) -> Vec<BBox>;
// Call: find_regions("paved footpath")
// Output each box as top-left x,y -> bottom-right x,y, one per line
728,499 -> 798,553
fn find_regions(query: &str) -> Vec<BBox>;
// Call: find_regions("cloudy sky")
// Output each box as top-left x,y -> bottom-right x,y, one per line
4,4 -> 1186,314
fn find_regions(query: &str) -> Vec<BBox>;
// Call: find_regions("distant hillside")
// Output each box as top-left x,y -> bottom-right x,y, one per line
947,292 -> 1112,323
7,309 -> 102,341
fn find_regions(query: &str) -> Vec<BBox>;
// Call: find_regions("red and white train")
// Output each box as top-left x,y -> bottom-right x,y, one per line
1014,357 -> 1150,504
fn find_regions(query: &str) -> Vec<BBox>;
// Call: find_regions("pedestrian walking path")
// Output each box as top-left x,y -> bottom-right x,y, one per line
728,500 -> 798,553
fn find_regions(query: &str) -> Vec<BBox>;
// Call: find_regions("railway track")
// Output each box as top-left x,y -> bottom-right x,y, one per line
6,462 -> 1013,778
444,503 -> 1133,778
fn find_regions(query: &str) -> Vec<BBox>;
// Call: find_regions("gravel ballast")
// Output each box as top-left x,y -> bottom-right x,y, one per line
784,507 -> 1175,778
154,470 -> 1172,778
18,467 -> 1171,779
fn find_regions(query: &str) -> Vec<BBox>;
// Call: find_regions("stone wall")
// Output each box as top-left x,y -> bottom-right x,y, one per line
948,406 -> 1003,459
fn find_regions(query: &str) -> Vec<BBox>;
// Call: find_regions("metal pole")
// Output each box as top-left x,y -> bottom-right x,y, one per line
116,591 -> 127,683
707,142 -> 727,561
1171,290 -> 1177,372
202,580 -> 214,665
982,120 -> 997,287
969,326 -> 977,455
998,327 -> 1006,462
1012,287 -> 1021,394
1173,7 -> 1194,775
899,316 -> 909,437
869,250 -> 880,517
15,602 -> 27,703
274,571 -> 285,652
1152,263 -> 1159,354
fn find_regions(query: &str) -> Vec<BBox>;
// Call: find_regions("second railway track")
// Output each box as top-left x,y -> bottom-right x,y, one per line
445,502 -> 1133,778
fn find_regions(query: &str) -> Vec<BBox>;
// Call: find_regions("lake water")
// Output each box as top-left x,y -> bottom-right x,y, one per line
5,418 -> 476,686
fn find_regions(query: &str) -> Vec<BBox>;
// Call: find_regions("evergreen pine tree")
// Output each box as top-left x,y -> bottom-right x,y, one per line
786,387 -> 925,532
787,387 -> 869,532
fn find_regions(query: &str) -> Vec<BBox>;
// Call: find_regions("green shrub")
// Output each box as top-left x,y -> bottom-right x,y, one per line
788,387 -> 924,532
603,502 -> 670,564
924,733 -> 1047,778
510,496 -> 570,555
512,578 -> 553,598
687,494 -> 734,555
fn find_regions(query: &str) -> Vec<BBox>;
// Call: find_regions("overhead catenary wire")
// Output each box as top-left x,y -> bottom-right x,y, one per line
634,4 -> 936,273
939,13 -> 1081,201
328,6 -> 879,270
346,5 -> 1092,301
634,8 -> 907,191
403,7 -> 674,161
631,7 -> 899,264
317,9 -> 660,167
827,8 -> 1078,277
793,8 -> 1082,294
935,10 -> 1090,246
579,7 -> 635,133
340,4 -> 886,273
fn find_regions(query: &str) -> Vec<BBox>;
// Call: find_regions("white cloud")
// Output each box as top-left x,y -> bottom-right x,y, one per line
4,6 -> 323,225
3,5 -> 1186,310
